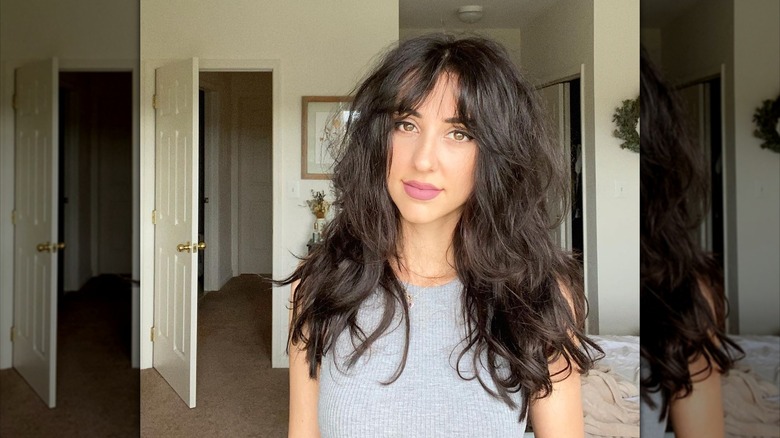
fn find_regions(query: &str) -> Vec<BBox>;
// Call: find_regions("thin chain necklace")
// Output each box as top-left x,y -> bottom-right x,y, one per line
400,262 -> 456,309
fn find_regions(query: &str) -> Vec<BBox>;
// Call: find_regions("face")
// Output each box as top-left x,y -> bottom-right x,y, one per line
387,75 -> 478,231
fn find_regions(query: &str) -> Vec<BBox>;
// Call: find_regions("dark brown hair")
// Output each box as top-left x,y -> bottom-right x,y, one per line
640,46 -> 743,418
281,33 -> 601,421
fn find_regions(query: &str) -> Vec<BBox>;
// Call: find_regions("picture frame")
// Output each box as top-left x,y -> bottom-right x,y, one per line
301,96 -> 354,179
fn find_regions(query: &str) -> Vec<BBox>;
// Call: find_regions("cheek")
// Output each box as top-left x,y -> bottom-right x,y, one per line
387,136 -> 413,176
457,149 -> 478,194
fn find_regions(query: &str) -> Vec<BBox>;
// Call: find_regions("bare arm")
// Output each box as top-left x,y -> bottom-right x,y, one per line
669,279 -> 725,438
668,354 -> 724,438
529,356 -> 585,437
288,280 -> 321,438
529,280 -> 585,437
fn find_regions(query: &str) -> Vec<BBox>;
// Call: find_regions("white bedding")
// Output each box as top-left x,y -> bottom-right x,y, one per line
731,335 -> 780,388
590,334 -> 641,391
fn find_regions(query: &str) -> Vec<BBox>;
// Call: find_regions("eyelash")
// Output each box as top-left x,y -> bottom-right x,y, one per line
449,130 -> 474,142
394,121 -> 416,132
393,121 -> 474,142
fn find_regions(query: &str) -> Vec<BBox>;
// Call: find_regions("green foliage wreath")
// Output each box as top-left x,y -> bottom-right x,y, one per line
613,97 -> 640,153
753,95 -> 780,153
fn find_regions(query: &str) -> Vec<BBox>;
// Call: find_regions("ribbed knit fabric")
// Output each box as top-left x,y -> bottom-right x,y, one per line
639,357 -> 668,437
318,279 -> 527,437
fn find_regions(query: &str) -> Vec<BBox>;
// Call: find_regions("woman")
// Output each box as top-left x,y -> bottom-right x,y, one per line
639,46 -> 743,437
283,34 -> 600,437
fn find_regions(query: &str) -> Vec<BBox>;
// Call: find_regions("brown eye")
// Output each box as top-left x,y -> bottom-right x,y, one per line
395,121 -> 416,132
449,130 -> 473,142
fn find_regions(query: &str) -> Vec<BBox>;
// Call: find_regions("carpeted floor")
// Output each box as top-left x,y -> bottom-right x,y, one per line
0,274 -> 139,437
140,274 -> 289,437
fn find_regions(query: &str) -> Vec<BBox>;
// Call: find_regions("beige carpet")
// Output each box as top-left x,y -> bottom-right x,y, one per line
0,274 -> 139,437
141,274 -> 289,437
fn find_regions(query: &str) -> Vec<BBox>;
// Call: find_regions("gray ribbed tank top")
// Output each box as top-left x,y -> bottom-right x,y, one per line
639,357 -> 668,437
318,279 -> 527,437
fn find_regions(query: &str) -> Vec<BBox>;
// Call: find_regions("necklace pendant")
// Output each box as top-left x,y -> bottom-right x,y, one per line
406,292 -> 414,309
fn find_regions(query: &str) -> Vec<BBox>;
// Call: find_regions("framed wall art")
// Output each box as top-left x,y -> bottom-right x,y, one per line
301,96 -> 354,179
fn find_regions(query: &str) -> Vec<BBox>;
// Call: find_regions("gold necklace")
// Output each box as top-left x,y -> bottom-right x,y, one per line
400,263 -> 456,309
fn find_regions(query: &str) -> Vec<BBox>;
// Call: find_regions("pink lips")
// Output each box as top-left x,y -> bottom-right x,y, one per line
403,180 -> 442,201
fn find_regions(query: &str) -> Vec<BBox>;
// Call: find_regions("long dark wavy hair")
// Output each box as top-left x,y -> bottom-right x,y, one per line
640,46 -> 743,418
281,33 -> 601,421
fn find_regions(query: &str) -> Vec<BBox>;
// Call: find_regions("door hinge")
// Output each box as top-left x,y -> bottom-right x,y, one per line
150,326 -> 155,342
151,209 -> 157,225
152,94 -> 159,110
11,209 -> 17,226
10,326 -> 14,342
12,93 -> 17,111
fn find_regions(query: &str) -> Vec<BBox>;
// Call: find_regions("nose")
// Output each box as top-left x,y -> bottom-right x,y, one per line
412,131 -> 438,172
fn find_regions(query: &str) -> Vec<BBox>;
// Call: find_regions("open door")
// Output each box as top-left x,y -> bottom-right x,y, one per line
12,58 -> 60,408
153,58 -> 200,408
540,82 -> 572,250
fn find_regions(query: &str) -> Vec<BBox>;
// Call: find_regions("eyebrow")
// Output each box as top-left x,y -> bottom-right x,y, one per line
400,109 -> 465,125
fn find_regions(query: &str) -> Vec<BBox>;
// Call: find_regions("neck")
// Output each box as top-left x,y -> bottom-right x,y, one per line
394,218 -> 459,285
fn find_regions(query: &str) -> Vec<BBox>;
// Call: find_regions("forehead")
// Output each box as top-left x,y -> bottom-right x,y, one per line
400,72 -> 461,115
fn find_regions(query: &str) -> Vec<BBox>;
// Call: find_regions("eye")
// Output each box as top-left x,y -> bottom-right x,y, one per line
394,121 -> 417,133
448,129 -> 474,142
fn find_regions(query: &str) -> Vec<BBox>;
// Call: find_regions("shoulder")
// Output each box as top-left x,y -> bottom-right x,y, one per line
555,276 -> 583,319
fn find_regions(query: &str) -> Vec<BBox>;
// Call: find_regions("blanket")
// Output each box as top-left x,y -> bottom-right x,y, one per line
723,367 -> 780,438
581,364 -> 640,438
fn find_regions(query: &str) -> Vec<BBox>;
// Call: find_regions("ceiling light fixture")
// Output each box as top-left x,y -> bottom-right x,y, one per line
457,5 -> 483,24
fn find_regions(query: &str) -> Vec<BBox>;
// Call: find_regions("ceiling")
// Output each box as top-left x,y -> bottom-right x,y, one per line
399,0 -> 559,29
400,0 -> 707,31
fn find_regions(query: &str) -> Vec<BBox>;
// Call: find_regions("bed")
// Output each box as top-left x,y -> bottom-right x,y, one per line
523,335 -> 641,438
722,335 -> 780,438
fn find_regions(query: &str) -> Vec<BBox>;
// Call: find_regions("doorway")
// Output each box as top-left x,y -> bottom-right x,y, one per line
539,78 -> 584,261
57,70 -> 137,428
198,71 -> 274,293
142,66 -> 274,416
1,70 -> 137,436
569,78 -> 584,263
678,78 -> 725,266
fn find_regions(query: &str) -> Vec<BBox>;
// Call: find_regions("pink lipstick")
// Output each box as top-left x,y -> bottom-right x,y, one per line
403,180 -> 442,201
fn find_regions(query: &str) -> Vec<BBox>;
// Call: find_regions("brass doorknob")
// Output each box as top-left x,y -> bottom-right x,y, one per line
52,242 -> 66,253
177,242 -> 192,253
196,241 -> 206,251
36,242 -> 52,252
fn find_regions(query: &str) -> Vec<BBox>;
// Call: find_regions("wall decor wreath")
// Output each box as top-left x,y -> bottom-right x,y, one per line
753,94 -> 780,154
613,97 -> 640,153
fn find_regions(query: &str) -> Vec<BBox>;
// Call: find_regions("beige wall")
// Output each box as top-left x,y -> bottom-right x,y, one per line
660,0 -> 780,335
732,0 -> 780,334
522,0 -> 641,335
140,0 -> 399,368
592,0 -> 641,335
0,0 -> 139,369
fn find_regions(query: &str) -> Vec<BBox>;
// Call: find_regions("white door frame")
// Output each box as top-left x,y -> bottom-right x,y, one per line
0,59 -> 139,371
139,59 -> 280,370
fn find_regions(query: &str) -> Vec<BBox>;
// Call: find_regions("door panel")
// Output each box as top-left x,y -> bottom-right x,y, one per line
13,58 -> 59,408
153,58 -> 199,408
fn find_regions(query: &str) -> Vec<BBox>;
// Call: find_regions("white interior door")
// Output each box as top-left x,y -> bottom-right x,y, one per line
540,82 -> 572,250
153,58 -> 199,408
12,58 -> 59,408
